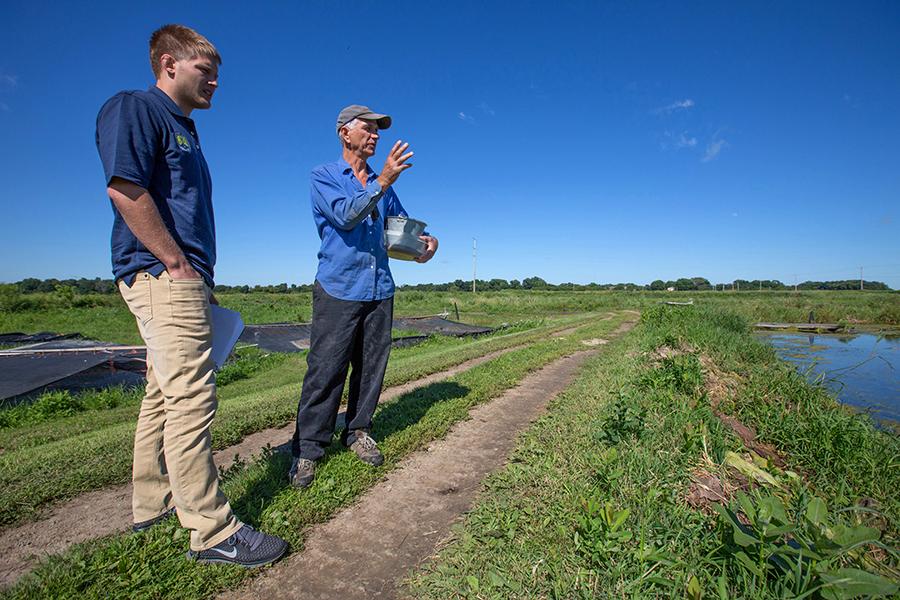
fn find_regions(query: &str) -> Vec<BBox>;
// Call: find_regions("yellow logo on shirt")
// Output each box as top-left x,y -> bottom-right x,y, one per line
175,134 -> 191,152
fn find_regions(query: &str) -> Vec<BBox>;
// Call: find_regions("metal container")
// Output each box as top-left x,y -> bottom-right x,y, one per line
385,216 -> 427,261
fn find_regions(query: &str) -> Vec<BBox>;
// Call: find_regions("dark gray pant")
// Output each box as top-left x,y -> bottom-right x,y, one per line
291,282 -> 393,460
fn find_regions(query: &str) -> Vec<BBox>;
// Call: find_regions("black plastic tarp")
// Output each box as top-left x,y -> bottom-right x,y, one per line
238,317 -> 492,354
0,340 -> 146,404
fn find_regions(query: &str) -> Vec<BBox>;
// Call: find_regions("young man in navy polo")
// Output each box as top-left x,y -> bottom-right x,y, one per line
95,24 -> 286,567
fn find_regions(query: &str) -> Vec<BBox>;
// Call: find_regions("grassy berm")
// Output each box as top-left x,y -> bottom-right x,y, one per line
403,305 -> 899,599
1,314 -> 626,598
0,315 -> 594,527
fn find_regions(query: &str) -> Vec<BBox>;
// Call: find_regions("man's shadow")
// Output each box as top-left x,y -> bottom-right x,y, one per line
228,380 -> 470,522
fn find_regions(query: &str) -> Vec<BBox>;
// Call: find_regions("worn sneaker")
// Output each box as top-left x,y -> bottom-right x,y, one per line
187,525 -> 288,567
132,507 -> 176,533
347,431 -> 384,466
289,457 -> 316,488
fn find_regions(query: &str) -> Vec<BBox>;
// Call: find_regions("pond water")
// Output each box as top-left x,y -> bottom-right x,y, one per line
757,332 -> 900,424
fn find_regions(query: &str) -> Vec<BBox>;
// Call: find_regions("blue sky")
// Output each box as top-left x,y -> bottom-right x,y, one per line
2,1 -> 899,288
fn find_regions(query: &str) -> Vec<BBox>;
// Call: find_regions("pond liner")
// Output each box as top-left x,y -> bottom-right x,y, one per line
393,316 -> 493,337
0,332 -> 83,345
0,317 -> 493,403
239,317 -> 493,354
0,342 -> 146,405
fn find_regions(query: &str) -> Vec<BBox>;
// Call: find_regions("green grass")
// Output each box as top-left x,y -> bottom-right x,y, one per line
1,290 -> 896,345
402,305 -> 898,599
2,314 -> 628,599
0,314 -> 598,526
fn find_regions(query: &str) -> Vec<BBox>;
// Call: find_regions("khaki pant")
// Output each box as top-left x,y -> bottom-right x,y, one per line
119,271 -> 241,551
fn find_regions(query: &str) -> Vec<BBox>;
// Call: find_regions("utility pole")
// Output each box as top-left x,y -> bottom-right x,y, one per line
472,238 -> 477,293
860,266 -> 864,291
793,274 -> 798,293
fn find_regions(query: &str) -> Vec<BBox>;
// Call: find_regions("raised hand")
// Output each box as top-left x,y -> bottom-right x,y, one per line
377,140 -> 414,190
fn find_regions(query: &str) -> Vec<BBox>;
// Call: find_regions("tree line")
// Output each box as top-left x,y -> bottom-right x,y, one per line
4,276 -> 892,294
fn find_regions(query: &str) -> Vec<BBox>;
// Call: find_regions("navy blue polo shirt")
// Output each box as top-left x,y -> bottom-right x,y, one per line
95,86 -> 216,287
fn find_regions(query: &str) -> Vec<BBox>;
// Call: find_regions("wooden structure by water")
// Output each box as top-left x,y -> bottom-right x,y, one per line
754,322 -> 844,333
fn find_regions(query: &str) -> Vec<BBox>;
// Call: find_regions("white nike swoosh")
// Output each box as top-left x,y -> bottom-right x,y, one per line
210,546 -> 237,559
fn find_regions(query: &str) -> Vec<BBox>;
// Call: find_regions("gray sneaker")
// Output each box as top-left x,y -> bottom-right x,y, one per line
289,457 -> 316,488
132,507 -> 176,533
347,431 -> 384,466
187,525 -> 287,567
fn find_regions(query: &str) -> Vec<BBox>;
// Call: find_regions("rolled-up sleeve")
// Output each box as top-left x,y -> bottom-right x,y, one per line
311,166 -> 383,230
95,93 -> 159,188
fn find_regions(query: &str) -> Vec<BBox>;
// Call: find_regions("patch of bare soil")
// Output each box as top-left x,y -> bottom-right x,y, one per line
686,471 -> 732,512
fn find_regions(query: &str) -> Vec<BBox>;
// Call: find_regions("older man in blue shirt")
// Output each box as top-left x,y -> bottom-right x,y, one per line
290,105 -> 438,487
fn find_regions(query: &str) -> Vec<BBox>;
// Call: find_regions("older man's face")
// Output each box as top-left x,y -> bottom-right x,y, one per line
343,119 -> 380,158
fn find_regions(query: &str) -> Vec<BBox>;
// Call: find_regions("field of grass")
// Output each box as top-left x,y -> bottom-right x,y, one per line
1,290 -> 897,345
0,313 -> 597,527
403,305 -> 899,599
2,314 -> 629,599
1,290 -> 898,598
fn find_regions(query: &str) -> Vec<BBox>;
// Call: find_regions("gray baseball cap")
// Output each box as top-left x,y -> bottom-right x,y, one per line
335,104 -> 392,134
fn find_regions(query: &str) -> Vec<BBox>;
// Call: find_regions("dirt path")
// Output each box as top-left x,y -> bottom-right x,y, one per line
0,320 -> 597,589
220,318 -> 637,600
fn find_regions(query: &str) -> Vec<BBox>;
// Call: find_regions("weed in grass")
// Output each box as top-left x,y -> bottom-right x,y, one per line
572,498 -> 633,564
594,391 -> 647,445
641,353 -> 705,398
716,490 -> 899,599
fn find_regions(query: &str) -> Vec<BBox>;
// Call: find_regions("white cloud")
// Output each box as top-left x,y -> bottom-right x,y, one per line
660,130 -> 697,151
702,138 -> 727,162
675,132 -> 697,148
458,112 -> 476,125
478,101 -> 495,116
654,98 -> 695,115
0,73 -> 17,89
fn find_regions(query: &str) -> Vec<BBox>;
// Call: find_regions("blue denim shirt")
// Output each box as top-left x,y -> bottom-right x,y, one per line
311,158 -> 407,301
95,86 -> 216,287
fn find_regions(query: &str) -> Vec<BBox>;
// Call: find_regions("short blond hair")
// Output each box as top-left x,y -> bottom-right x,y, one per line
149,24 -> 221,78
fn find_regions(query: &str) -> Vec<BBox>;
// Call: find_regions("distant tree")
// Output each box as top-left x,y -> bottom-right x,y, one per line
691,277 -> 712,290
18,278 -> 42,293
650,280 -> 665,291
522,276 -> 548,290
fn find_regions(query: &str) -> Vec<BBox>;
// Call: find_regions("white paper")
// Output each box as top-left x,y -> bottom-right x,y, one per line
210,305 -> 244,369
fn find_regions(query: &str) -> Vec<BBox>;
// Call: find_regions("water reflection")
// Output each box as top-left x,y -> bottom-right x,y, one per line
757,332 -> 900,424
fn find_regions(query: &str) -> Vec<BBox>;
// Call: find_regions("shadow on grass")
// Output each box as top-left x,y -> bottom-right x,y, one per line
229,380 -> 471,526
